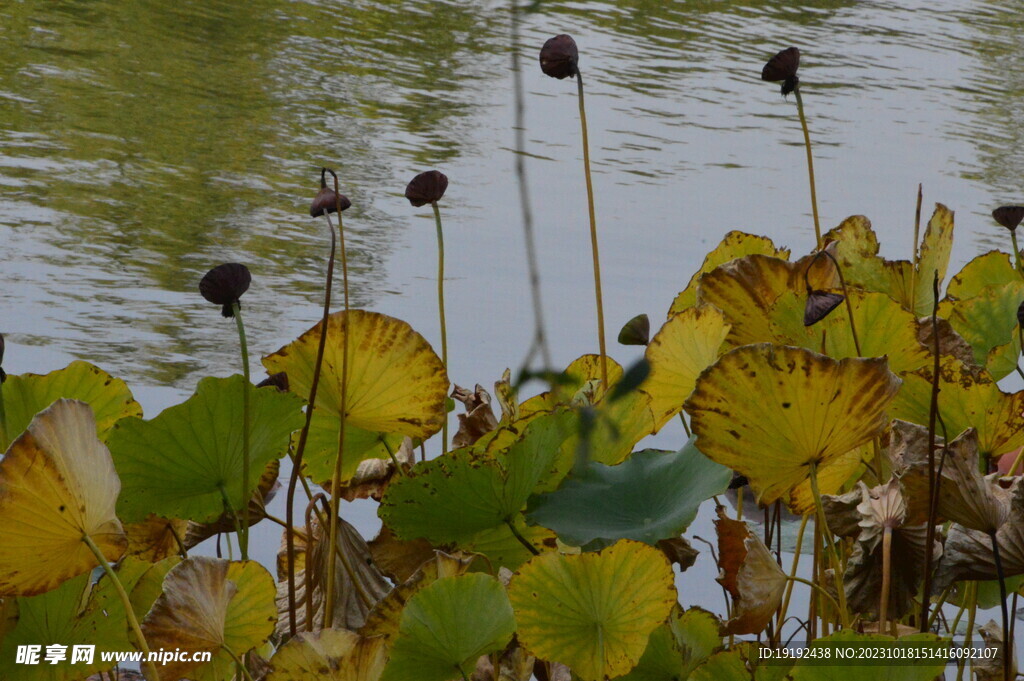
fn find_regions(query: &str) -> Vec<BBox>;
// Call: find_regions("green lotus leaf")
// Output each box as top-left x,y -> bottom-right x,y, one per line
987,326 -> 1021,381
689,642 -> 792,681
617,606 -> 722,681
509,540 -> 677,681
267,629 -> 388,681
0,360 -> 142,449
0,562 -> 148,681
946,251 -> 1017,299
769,290 -> 929,374
685,344 -> 900,510
645,306 -> 731,430
938,282 -> 1024,367
141,556 -> 277,681
262,309 -> 448,484
670,232 -> 790,315
789,631 -> 948,681
0,399 -> 126,597
890,357 -> 1024,461
461,519 -> 556,572
128,555 -> 182,622
109,375 -> 304,523
381,574 -> 515,681
379,411 -> 572,556
527,439 -> 731,549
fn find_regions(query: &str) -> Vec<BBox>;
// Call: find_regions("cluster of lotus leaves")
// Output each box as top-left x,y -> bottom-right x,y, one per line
3,203 -> 1024,680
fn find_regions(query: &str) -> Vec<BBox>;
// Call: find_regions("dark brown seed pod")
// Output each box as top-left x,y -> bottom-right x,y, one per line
804,290 -> 844,326
762,47 -> 800,95
405,170 -> 449,207
1017,300 -> 1024,329
199,263 -> 251,318
617,314 -> 650,346
993,206 -> 1024,233
0,332 -> 5,383
539,34 -> 579,80
310,168 -> 351,217
257,371 -> 289,392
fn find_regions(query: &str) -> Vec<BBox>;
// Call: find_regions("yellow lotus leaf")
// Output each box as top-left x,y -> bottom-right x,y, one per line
0,399 -> 126,597
987,326 -> 1022,381
124,514 -> 188,562
946,250 -> 1017,299
508,540 -> 677,681
685,344 -> 901,506
670,231 -> 790,315
262,309 -> 448,482
519,354 -> 624,415
890,357 -> 1024,461
696,253 -> 837,346
768,289 -> 929,374
267,629 -> 388,681
141,556 -> 277,681
787,444 -> 868,515
645,306 -> 731,430
938,282 -> 1024,368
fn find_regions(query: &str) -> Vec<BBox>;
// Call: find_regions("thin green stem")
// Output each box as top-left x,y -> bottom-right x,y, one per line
223,644 -> 255,681
921,271 -> 942,631
678,412 -> 691,438
788,575 -> 841,615
231,302 -> 251,560
285,207 -> 336,636
793,87 -> 822,250
880,527 -> 892,630
575,69 -> 608,389
958,582 -> 978,681
927,582 -> 953,632
324,171 -> 351,626
380,436 -> 406,476
82,534 -> 160,681
808,460 -> 850,628
433,201 -> 449,455
505,517 -> 539,556
910,183 -> 923,304
775,513 -> 810,645
1012,230 -> 1024,280
991,531 -> 1011,681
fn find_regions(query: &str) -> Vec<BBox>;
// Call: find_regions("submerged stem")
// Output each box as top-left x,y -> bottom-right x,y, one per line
575,69 -> 608,389
232,302 -> 251,561
433,201 -> 449,455
793,86 -> 822,250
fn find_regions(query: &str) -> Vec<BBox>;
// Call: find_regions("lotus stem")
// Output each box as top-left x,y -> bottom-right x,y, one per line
793,86 -> 822,250
432,201 -> 449,454
959,582 -> 978,681
909,183 -> 923,301
678,412 -> 691,438
879,526 -> 892,631
82,534 -> 160,681
167,522 -> 187,559
505,517 -> 539,556
921,271 -> 941,631
230,302 -> 251,560
284,208 -> 337,636
775,513 -> 810,646
380,436 -> 406,476
511,0 -> 552,371
0,382 -> 7,449
325,170 -> 352,626
222,645 -> 255,681
808,460 -> 850,628
788,575 -> 842,615
926,582 -> 954,632
303,494 -> 323,632
990,531 -> 1012,681
575,69 -> 609,389
807,250 -> 861,356
1012,230 -> 1024,280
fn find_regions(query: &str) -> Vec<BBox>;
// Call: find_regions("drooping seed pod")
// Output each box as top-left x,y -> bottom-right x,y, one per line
0,332 -> 5,383
804,290 -> 844,326
762,47 -> 800,96
405,170 -> 449,207
539,34 -> 578,80
617,314 -> 650,346
1017,300 -> 1024,329
199,263 -> 252,318
257,372 -> 289,392
993,206 -> 1024,233
310,168 -> 352,217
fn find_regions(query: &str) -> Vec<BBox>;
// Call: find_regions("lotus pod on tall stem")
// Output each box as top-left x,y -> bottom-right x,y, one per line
993,205 -> 1024,280
540,34 -> 609,388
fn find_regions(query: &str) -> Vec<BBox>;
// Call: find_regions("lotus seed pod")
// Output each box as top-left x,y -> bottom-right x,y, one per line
539,34 -> 578,80
993,206 -> 1024,233
762,47 -> 800,95
405,170 -> 449,208
199,263 -> 251,318
617,314 -> 650,346
310,169 -> 352,217
803,290 -> 844,326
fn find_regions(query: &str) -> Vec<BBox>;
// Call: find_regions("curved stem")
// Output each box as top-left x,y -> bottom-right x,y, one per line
285,208 -> 336,636
324,170 -> 351,626
232,302 -> 251,561
991,531 -> 1011,681
788,575 -> 842,615
380,435 -> 406,476
505,517 -> 539,556
808,460 -> 850,628
1012,230 -> 1024,280
432,201 -> 449,455
222,644 -> 255,681
806,250 -> 861,356
958,582 -> 979,681
575,69 -> 608,389
775,513 -> 810,645
793,86 -> 822,250
82,534 -> 160,681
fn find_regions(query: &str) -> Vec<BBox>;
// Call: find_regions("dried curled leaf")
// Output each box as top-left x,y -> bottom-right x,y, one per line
714,507 -> 787,635
451,384 -> 499,448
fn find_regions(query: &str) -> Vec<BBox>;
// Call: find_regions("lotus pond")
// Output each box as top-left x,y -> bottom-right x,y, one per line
3,2 -> 1024,681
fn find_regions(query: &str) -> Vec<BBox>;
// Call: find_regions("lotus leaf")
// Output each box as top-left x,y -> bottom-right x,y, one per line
714,507 -> 787,635
508,540 -> 676,681
939,282 -> 1024,368
618,606 -> 722,681
379,411 -> 571,553
0,360 -> 142,449
262,309 -> 448,483
986,326 -> 1021,381
123,515 -> 188,562
670,231 -> 790,315
946,250 -> 1017,299
685,344 -> 900,507
0,399 -> 126,597
381,573 -> 515,681
108,375 -> 304,523
645,306 -> 731,429
267,629 -> 388,681
141,556 -> 277,681
788,630 -> 948,680
527,440 -> 730,549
